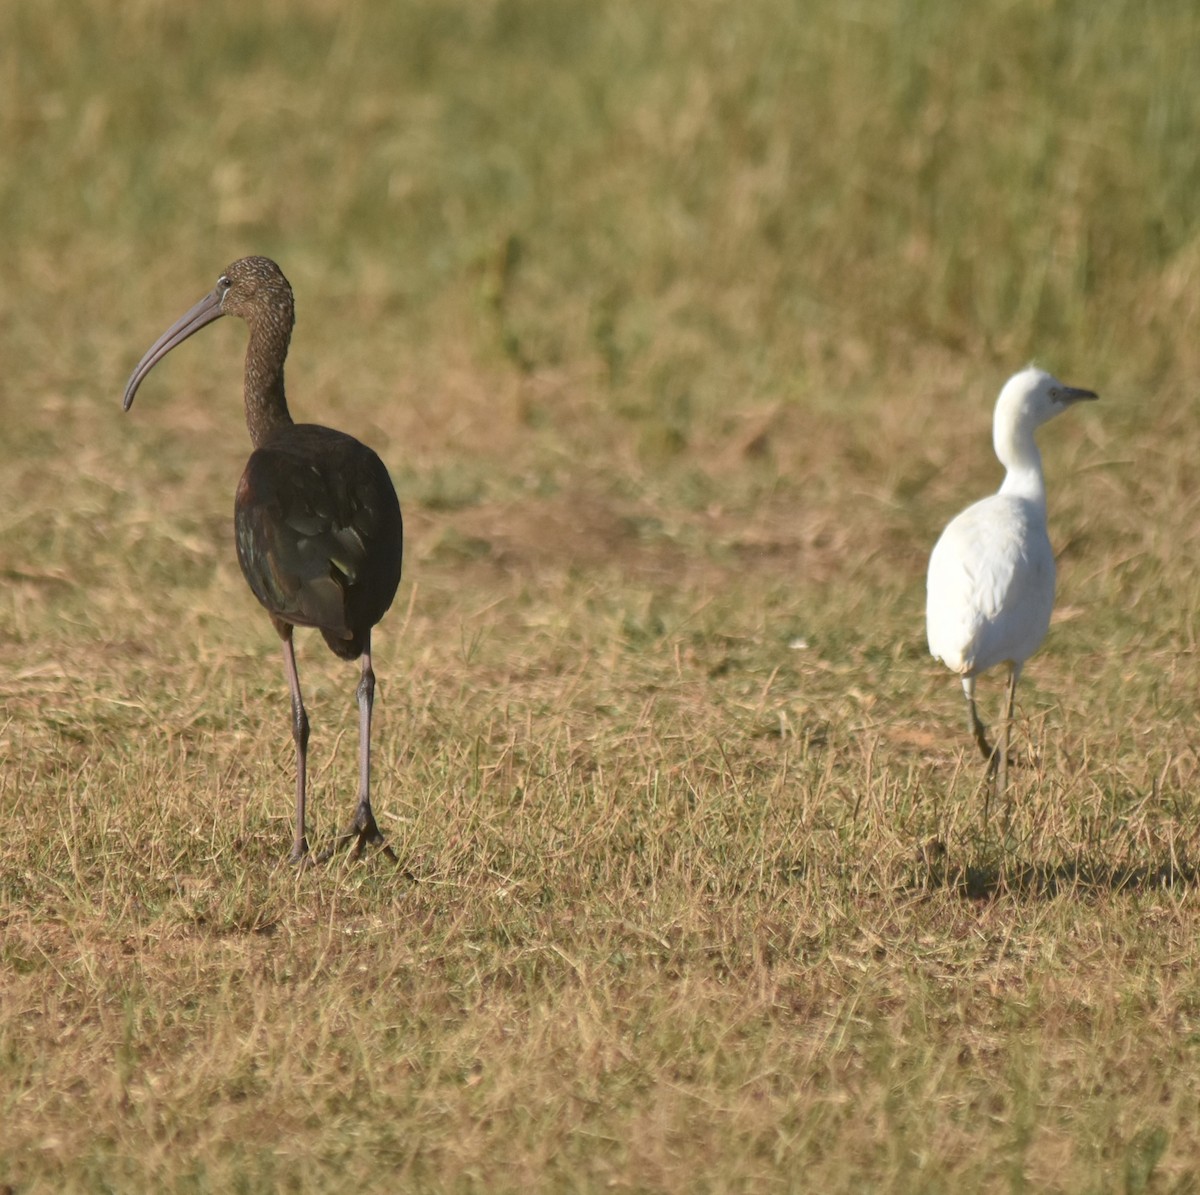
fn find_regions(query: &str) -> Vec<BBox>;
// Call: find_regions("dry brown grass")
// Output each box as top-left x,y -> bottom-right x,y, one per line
4,1 -> 1200,1191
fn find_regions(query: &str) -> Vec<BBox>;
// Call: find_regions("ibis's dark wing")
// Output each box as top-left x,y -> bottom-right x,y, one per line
234,424 -> 403,658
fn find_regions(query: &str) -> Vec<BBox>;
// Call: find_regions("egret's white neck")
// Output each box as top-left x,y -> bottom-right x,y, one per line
994,405 -> 1047,507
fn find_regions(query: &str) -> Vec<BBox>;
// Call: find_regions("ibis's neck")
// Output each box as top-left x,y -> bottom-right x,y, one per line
995,412 -> 1047,507
243,317 -> 295,447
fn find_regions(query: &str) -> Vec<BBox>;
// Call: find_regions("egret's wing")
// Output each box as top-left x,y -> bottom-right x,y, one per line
926,496 -> 1054,676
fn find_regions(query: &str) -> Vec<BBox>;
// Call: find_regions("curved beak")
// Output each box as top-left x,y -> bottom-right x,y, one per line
122,285 -> 226,411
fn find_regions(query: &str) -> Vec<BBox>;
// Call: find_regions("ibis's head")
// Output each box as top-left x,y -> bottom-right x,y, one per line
122,256 -> 294,412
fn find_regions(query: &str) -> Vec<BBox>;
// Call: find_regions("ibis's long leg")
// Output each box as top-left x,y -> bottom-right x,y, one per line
280,624 -> 310,864
318,632 -> 397,863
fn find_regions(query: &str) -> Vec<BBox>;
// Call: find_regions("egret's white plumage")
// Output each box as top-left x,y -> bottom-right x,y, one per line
926,367 -> 1097,796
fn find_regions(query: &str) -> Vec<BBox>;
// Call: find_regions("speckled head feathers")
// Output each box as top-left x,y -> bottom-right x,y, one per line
215,256 -> 294,323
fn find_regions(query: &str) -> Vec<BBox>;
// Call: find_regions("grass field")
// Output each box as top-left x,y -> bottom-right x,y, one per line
4,0 -> 1200,1189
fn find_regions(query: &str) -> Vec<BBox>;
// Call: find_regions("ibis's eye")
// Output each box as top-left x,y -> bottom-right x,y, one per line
218,275 -> 231,293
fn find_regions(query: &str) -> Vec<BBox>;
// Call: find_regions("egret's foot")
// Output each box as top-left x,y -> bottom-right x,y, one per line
983,773 -> 1017,838
984,750 -> 1021,778
973,729 -> 995,763
317,801 -> 398,865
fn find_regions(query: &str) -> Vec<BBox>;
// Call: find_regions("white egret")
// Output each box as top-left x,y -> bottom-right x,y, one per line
926,367 -> 1098,803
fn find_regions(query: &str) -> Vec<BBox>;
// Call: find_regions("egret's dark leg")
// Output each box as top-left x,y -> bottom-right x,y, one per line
964,675 -> 1004,828
279,624 -> 310,863
962,677 -> 995,763
318,632 -> 397,863
997,665 -> 1019,829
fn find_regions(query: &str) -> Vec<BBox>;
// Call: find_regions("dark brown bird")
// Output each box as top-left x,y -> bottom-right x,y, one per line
123,256 -> 403,865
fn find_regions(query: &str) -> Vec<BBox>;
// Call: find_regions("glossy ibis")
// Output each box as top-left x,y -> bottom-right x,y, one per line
123,256 -> 403,865
926,366 -> 1097,806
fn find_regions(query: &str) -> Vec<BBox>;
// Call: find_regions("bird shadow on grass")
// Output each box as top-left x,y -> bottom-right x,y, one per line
912,843 -> 1199,902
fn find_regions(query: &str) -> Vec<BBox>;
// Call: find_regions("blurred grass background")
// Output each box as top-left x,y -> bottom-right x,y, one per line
3,0 -> 1200,1189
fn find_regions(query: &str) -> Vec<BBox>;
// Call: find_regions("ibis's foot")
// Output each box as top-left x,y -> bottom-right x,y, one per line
316,801 -> 398,865
284,845 -> 320,872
